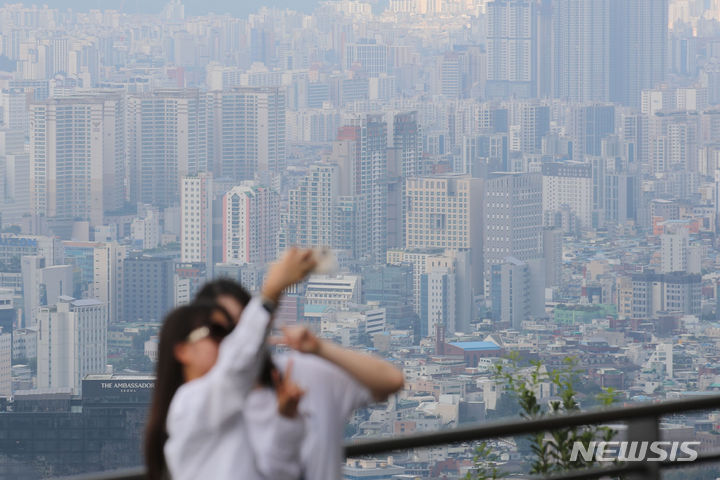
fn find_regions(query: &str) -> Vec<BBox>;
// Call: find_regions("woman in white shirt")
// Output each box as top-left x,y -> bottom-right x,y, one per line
144,248 -> 315,480
197,278 -> 405,480
269,326 -> 405,480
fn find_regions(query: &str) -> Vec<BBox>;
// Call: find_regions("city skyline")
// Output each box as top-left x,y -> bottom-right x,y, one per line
1,0 -> 720,478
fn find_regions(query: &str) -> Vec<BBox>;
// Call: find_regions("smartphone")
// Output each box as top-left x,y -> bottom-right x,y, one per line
312,247 -> 339,275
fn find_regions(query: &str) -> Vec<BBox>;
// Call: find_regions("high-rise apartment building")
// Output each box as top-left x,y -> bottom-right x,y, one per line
511,103 -> 549,154
387,248 -> 473,334
568,104 -> 615,159
660,222 -> 701,274
440,51 -> 465,99
122,255 -> 174,323
543,227 -> 562,288
285,164 -> 340,250
553,0 -> 610,102
405,175 -> 483,294
208,87 -> 286,180
486,0 -> 536,99
605,171 -> 639,225
541,162 -> 593,230
462,133 -> 509,175
29,93 -> 124,226
388,111 -> 423,250
0,151 -> 30,226
127,89 -> 208,208
222,182 -> 279,265
649,111 -> 700,175
37,296 -> 107,393
337,115 -> 388,261
0,289 -> 15,340
0,129 -> 31,226
392,111 -> 424,179
0,328 -> 9,398
360,264 -> 416,329
0,88 -> 30,131
92,243 -> 126,324
483,172 -> 543,286
490,257 -> 545,328
630,272 -> 701,319
21,257 -> 73,328
609,0 -> 669,108
345,40 -> 388,76
181,173 -> 213,272
421,269 -> 456,337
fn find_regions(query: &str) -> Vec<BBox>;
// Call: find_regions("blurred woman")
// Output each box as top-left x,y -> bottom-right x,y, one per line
144,248 -> 315,480
197,278 -> 405,480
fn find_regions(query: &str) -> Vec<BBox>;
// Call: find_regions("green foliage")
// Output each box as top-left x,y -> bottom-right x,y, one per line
468,355 -> 618,479
465,442 -> 506,480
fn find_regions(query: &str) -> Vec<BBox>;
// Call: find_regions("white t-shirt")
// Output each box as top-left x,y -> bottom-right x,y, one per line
246,352 -> 373,480
164,298 -> 305,480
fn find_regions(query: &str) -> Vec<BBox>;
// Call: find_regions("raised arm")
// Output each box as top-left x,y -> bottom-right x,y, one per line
203,248 -> 315,411
274,326 -> 404,402
167,249 -> 315,435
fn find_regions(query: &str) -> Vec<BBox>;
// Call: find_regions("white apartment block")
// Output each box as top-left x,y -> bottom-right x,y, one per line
222,182 -> 279,265
208,87 -> 286,179
387,248 -> 472,334
483,172 -> 543,281
286,164 -> 340,249
127,90 -> 208,208
541,162 -> 593,230
92,242 -> 126,324
404,174 -> 483,293
181,173 -> 213,268
387,249 -> 457,316
422,268 -> 456,337
37,297 -> 107,394
29,93 -> 124,225
0,329 -> 10,398
660,221 -> 702,274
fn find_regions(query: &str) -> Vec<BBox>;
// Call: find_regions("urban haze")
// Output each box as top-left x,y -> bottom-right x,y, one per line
0,0 -> 718,478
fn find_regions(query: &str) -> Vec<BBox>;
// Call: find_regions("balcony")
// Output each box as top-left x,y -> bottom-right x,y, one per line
57,394 -> 720,480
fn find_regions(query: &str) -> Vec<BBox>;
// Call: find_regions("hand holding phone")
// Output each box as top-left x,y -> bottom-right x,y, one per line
312,247 -> 339,275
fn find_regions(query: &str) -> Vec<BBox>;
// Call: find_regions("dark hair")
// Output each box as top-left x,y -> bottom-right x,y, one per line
196,278 -> 251,307
196,278 -> 276,389
144,303 -> 232,480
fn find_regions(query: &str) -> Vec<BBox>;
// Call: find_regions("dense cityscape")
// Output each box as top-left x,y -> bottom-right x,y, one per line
0,0 -> 719,478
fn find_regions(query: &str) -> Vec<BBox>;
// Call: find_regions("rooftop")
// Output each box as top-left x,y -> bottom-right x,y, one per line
447,341 -> 501,351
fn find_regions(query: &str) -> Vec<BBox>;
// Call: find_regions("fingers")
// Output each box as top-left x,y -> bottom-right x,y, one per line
271,368 -> 282,390
268,327 -> 301,347
296,250 -> 316,278
268,335 -> 287,346
285,358 -> 294,379
300,248 -> 314,264
262,247 -> 315,301
276,370 -> 305,418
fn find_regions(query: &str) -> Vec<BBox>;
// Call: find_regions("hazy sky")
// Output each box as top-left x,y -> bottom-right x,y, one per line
1,0 -> 321,16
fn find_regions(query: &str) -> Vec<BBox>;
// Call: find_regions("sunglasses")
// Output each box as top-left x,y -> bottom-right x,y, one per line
186,323 -> 232,344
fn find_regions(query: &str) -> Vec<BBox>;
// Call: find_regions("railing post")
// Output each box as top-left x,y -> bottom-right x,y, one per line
626,415 -> 660,480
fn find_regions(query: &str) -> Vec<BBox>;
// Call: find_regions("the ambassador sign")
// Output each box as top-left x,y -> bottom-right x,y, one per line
100,381 -> 154,393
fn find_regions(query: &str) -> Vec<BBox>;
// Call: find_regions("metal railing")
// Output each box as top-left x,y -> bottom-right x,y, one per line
56,394 -> 720,480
